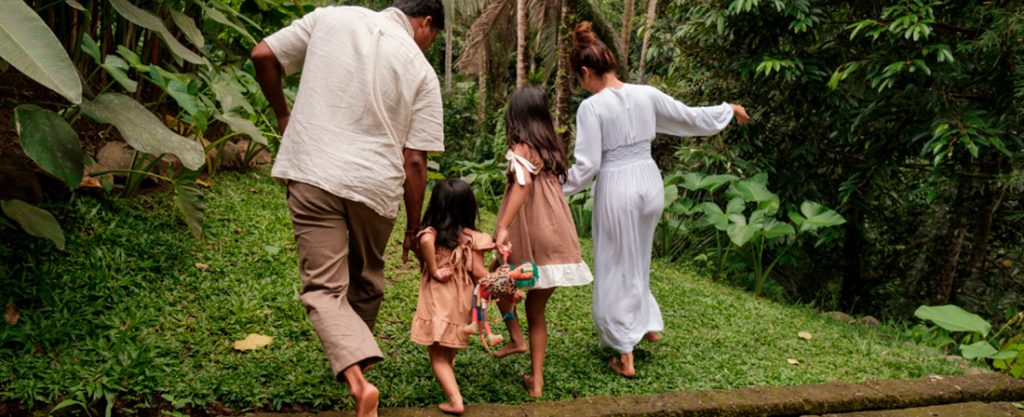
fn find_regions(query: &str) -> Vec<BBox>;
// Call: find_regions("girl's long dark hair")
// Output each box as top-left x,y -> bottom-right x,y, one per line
505,86 -> 568,183
422,178 -> 478,249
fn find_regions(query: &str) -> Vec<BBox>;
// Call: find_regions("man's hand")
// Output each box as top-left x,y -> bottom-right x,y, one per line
731,104 -> 751,125
402,231 -> 421,264
277,113 -> 290,134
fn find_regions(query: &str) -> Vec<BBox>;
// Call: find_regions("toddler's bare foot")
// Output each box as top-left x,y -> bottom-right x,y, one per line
522,374 -> 543,398
491,341 -> 527,358
644,331 -> 661,342
351,382 -> 379,417
439,400 -> 465,415
608,354 -> 636,378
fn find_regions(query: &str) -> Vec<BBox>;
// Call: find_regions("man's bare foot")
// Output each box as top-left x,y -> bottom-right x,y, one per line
643,331 -> 661,342
351,382 -> 379,417
608,355 -> 635,378
491,341 -> 527,358
522,374 -> 543,398
438,400 -> 464,415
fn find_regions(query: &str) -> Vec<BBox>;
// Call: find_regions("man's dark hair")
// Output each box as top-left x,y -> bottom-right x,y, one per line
392,0 -> 445,30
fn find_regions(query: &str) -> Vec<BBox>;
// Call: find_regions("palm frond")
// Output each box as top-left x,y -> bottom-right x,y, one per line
455,0 -> 514,75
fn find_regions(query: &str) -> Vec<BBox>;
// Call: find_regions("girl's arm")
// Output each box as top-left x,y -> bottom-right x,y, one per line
419,233 -> 448,281
495,145 -> 535,253
563,101 -> 603,196
650,86 -> 748,136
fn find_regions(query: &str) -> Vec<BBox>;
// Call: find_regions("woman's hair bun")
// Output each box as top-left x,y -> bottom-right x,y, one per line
573,21 -> 595,47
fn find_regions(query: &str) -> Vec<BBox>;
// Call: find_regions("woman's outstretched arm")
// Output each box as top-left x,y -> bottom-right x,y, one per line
651,87 -> 748,137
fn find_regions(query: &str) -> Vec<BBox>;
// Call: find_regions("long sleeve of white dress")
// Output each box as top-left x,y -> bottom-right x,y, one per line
651,88 -> 734,137
562,101 -> 603,195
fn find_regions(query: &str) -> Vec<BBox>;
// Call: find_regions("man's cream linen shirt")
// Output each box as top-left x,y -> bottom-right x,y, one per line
264,6 -> 444,219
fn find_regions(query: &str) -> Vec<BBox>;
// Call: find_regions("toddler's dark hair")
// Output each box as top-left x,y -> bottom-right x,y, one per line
422,178 -> 478,249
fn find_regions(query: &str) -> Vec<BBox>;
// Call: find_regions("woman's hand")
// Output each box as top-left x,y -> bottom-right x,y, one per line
730,104 -> 750,125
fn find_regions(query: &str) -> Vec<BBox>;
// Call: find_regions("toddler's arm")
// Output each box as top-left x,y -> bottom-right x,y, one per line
419,233 -> 451,281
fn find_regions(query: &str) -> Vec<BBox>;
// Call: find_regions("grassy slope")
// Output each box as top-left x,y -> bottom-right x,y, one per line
0,171 -> 958,413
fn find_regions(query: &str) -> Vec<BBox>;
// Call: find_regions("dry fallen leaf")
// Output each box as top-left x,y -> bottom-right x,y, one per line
195,263 -> 210,271
195,179 -> 213,189
787,358 -> 800,366
233,333 -> 274,351
5,304 -> 19,325
798,331 -> 813,341
79,176 -> 103,188
233,227 -> 242,234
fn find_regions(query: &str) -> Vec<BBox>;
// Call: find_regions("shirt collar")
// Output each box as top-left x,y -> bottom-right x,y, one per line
379,7 -> 414,38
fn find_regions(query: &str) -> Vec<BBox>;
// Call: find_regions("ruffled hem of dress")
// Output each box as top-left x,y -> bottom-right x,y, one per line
532,261 -> 594,289
409,316 -> 470,349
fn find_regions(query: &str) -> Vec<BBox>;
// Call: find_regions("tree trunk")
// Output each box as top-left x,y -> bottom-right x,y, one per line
445,18 -> 453,92
477,47 -> 488,128
554,0 -> 575,148
930,179 -> 972,305
620,0 -> 635,77
516,0 -> 528,88
965,156 -> 1000,285
840,203 -> 864,310
638,0 -> 657,78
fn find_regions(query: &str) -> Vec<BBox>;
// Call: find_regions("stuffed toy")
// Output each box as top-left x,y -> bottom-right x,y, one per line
463,252 -> 538,352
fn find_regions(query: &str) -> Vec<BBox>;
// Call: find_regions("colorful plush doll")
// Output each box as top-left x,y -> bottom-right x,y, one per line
463,252 -> 539,352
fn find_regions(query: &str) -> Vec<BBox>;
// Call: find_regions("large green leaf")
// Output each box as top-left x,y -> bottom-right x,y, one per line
726,213 -> 757,246
209,71 -> 254,115
80,93 -> 205,170
762,220 -> 796,240
0,0 -> 82,104
914,305 -> 991,335
173,176 -> 205,239
203,5 -> 256,45
1,199 -> 65,250
102,55 -> 138,93
14,105 -> 84,190
726,176 -> 777,211
166,78 -> 199,115
789,201 -> 846,232
170,10 -> 205,49
700,202 -> 729,231
960,341 -> 998,360
108,0 -> 206,65
80,34 -> 101,64
215,113 -> 268,146
681,172 -> 739,191
663,184 -> 679,208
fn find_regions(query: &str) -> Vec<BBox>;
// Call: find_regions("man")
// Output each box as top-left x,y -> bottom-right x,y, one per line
250,1 -> 444,416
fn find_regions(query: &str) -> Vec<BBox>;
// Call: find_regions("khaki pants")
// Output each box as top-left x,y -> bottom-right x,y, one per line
286,181 -> 394,377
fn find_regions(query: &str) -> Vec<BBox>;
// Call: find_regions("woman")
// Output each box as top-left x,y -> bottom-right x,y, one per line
562,22 -> 750,377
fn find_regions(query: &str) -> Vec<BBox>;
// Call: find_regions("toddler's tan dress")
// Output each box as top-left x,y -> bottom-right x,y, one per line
410,227 -> 494,348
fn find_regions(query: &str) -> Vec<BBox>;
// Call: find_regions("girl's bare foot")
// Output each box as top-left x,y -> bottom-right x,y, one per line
522,374 -> 543,398
608,354 -> 636,378
351,383 -> 379,417
643,331 -> 661,342
491,341 -> 527,358
438,400 -> 465,415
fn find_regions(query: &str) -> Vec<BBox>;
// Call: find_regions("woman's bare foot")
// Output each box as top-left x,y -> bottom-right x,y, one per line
491,341 -> 527,358
522,374 -> 543,398
608,354 -> 636,378
351,383 -> 379,417
643,331 -> 661,342
438,400 -> 465,415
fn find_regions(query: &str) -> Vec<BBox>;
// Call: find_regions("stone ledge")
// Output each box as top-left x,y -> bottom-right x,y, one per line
245,373 -> 1024,417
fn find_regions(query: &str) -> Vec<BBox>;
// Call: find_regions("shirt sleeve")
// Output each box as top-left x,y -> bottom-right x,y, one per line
262,9 -> 319,76
562,102 -> 602,195
405,72 -> 445,152
651,87 -> 734,137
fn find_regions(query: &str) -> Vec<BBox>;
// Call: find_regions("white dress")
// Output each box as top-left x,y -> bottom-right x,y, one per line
563,84 -> 734,354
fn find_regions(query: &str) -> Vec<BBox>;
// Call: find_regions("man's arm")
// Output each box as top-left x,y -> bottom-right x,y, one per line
250,41 -> 292,133
402,148 -> 428,263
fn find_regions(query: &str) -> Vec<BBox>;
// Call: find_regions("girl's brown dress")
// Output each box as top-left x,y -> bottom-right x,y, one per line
410,227 -> 494,348
496,144 -> 593,289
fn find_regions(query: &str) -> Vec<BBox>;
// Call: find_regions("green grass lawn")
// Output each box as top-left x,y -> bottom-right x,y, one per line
0,170 -> 960,414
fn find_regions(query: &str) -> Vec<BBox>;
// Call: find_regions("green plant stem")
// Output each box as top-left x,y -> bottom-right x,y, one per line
88,169 -> 173,184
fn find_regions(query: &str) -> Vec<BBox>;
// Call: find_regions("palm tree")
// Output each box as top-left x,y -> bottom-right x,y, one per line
620,0 -> 635,77
516,0 -> 528,88
638,0 -> 657,78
